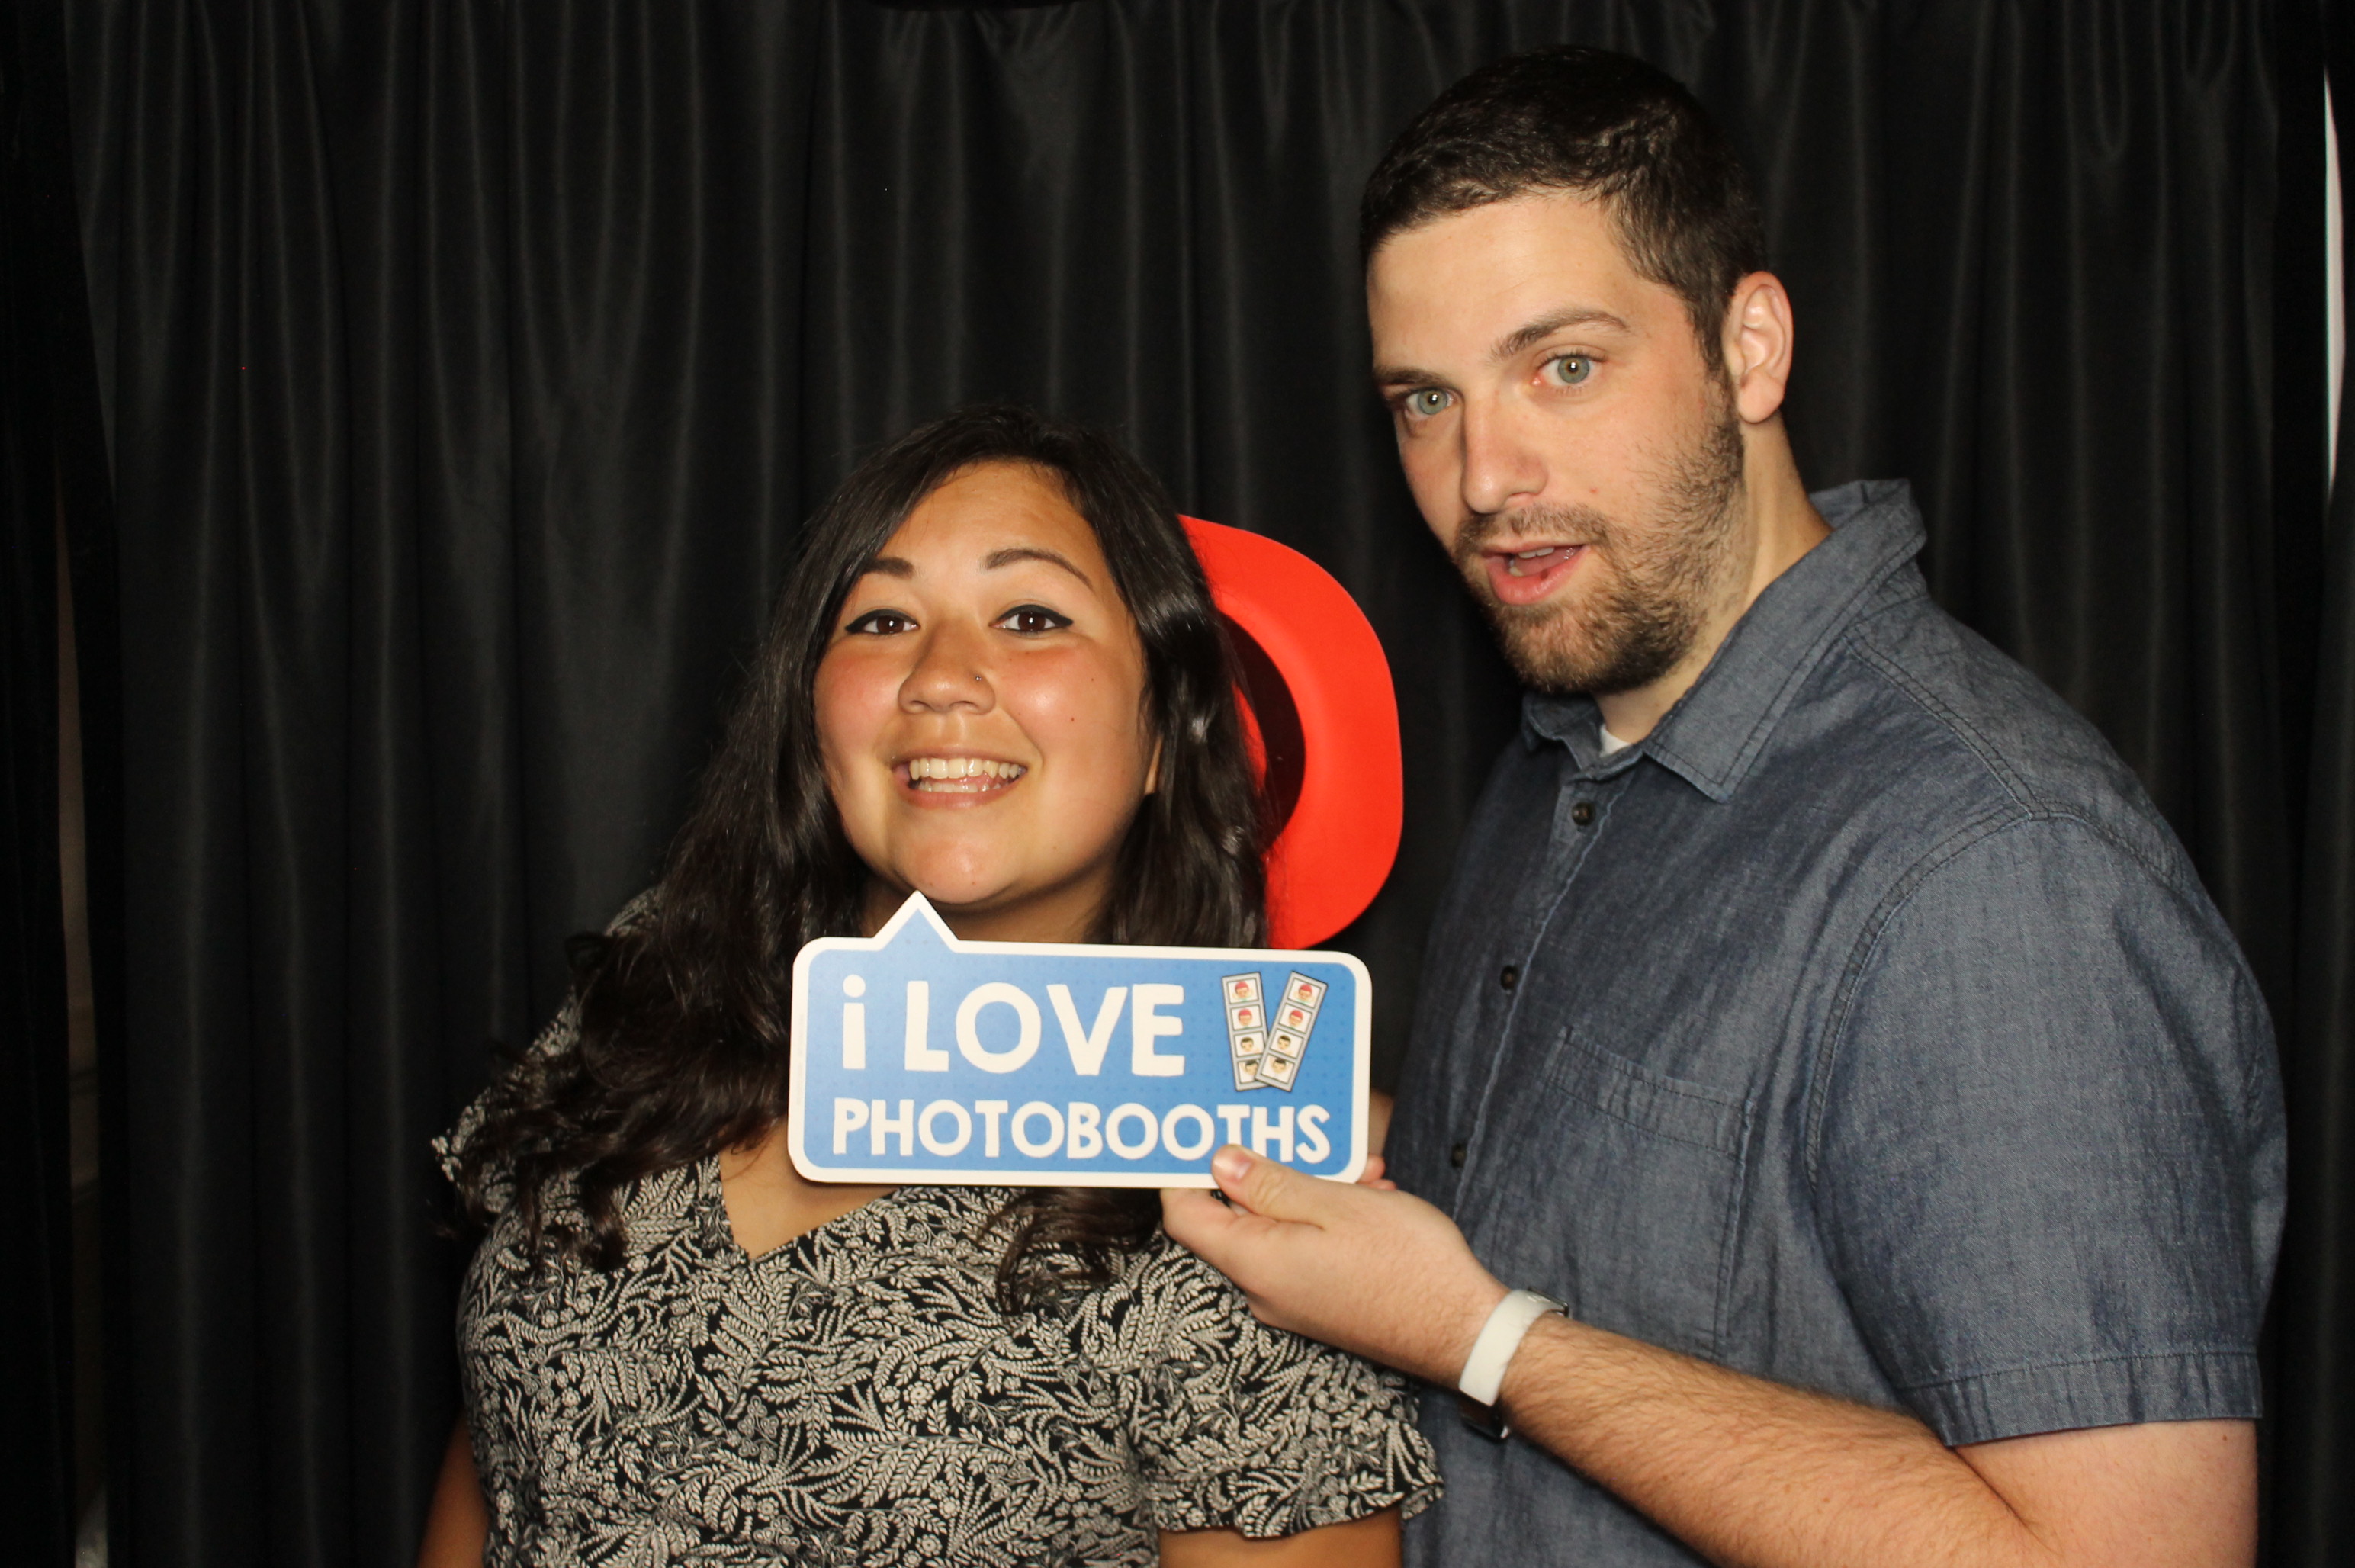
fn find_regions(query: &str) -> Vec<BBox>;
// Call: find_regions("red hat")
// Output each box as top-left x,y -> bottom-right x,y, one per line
1182,517 -> 1403,949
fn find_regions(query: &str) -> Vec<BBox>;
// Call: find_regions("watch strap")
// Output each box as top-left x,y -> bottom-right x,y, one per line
1457,1288 -> 1564,1407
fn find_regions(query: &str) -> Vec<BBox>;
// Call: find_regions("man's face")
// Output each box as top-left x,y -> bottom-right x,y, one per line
1368,191 -> 1747,697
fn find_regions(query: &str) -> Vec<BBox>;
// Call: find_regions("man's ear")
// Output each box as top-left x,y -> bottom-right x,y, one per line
1720,272 -> 1796,425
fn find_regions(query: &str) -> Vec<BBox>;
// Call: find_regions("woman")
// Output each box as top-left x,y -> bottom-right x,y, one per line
420,406 -> 1439,1566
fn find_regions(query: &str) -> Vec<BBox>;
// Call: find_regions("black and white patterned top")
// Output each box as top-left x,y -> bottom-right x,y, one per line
444,1049 -> 1439,1565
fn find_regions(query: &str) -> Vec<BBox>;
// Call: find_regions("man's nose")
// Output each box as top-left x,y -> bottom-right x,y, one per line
899,623 -> 995,712
1457,398 -> 1547,520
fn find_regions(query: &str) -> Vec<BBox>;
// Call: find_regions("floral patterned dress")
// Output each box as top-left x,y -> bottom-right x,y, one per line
445,1111 -> 1438,1565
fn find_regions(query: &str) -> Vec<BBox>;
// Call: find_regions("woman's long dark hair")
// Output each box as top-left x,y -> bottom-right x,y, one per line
451,406 -> 1266,1306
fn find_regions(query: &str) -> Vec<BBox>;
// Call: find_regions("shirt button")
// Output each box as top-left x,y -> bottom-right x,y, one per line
1499,964 -> 1518,991
1450,1142 -> 1467,1168
1571,800 -> 1596,827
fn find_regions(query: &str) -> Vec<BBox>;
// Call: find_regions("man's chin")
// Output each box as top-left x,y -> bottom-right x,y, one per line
1457,559 -> 1674,696
1489,609 -> 1688,699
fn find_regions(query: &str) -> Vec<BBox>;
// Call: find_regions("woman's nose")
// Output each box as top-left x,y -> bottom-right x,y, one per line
898,625 -> 995,712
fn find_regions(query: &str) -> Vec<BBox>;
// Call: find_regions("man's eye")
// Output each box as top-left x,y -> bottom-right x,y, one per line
844,609 -> 916,635
1402,388 -> 1452,419
996,605 -> 1072,635
1544,355 -> 1595,387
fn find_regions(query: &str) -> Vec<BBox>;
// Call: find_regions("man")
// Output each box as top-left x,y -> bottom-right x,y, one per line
1163,46 -> 2283,1568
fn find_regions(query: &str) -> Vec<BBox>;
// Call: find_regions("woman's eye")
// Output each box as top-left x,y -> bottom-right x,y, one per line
1544,355 -> 1595,387
1402,387 -> 1452,419
844,609 -> 916,635
995,605 -> 1072,636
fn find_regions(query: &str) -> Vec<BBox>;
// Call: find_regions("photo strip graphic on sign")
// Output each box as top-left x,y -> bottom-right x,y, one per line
1224,970 -> 1328,1091
789,893 -> 1370,1187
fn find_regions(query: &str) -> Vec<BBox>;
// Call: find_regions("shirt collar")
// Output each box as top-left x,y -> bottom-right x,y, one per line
1520,480 -> 1928,800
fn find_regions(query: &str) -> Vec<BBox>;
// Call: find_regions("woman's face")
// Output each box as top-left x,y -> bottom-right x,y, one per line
815,461 -> 1158,943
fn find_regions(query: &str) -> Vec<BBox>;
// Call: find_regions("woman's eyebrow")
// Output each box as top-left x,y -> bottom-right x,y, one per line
983,545 -> 1094,586
860,556 -> 914,578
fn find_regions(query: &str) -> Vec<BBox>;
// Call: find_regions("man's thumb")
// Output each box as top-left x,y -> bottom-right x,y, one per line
1210,1144 -> 1310,1219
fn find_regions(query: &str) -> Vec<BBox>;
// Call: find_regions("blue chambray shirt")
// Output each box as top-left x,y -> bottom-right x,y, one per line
1388,480 -> 2285,1567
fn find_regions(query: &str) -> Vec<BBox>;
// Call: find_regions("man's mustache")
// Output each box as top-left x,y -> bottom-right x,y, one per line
1456,504 -> 1613,548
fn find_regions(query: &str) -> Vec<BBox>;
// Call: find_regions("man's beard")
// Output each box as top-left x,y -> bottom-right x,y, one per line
1452,403 -> 1747,699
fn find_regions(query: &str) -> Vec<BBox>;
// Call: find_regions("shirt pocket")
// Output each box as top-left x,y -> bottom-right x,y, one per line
1471,1026 -> 1753,1361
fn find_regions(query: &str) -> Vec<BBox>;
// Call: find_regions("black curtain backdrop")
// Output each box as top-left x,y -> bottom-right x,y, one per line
34,0 -> 2352,1563
2,2 -> 82,1560
8,0 -> 120,1558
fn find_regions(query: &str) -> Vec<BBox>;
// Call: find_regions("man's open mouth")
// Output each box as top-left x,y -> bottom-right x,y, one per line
1483,543 -> 1589,606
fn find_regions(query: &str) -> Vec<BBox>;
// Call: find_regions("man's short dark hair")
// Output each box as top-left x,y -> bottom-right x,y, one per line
1360,47 -> 1767,357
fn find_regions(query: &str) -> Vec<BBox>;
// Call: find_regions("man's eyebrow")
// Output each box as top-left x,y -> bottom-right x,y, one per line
1371,361 -> 1445,390
1491,307 -> 1634,361
983,545 -> 1094,586
1370,308 -> 1637,390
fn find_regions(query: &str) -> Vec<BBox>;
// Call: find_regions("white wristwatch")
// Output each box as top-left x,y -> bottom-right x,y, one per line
1457,1288 -> 1566,1408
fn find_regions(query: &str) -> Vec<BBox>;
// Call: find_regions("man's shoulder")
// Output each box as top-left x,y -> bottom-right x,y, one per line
1794,586 -> 2197,894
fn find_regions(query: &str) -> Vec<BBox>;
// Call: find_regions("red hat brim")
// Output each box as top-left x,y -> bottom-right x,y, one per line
1183,517 -> 1403,949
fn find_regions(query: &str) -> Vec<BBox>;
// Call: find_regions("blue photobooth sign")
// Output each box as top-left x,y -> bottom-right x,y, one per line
788,893 -> 1370,1187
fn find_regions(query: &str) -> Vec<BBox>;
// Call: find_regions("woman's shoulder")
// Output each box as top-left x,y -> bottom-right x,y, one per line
432,991 -> 580,1191
434,890 -> 660,1190
1087,1229 -> 1385,1379
1084,1228 -> 1444,1531
1103,1226 -> 1250,1307
602,887 -> 662,938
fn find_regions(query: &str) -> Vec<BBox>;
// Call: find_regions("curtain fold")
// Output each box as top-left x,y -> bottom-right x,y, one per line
58,2 -> 2347,1563
2268,5 -> 2355,1557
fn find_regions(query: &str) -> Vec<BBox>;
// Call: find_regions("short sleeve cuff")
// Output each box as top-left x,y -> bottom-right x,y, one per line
1902,1350 -> 2263,1447
1148,1449 -> 1441,1538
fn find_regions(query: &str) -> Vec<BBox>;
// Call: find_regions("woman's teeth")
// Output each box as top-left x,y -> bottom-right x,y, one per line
907,757 -> 1026,792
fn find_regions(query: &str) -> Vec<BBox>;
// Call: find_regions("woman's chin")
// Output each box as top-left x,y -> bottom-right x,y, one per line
875,864 -> 1024,921
873,866 -> 1105,943
907,879 -> 1014,916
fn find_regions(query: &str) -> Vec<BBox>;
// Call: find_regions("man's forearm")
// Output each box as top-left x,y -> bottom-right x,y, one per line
1496,1313 -> 2248,1568
1162,1149 -> 2251,1568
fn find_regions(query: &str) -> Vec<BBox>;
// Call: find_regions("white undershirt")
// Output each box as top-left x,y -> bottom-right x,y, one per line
1598,724 -> 1634,757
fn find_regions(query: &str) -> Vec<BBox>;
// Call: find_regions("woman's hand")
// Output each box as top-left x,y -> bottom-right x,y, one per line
1160,1506 -> 1401,1566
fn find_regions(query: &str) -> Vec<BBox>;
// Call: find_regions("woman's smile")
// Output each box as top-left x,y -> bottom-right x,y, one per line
898,753 -> 1030,795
